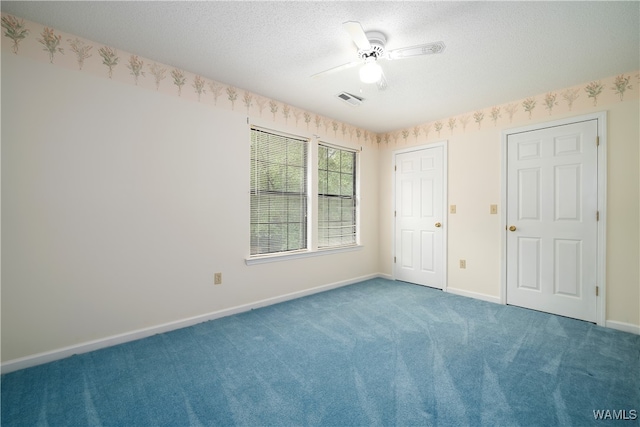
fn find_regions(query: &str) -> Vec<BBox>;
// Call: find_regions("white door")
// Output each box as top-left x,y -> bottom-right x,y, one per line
394,144 -> 446,289
506,120 -> 598,322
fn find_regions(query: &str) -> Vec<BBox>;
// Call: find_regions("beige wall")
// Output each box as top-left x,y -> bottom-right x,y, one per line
606,100 -> 640,326
378,92 -> 640,329
1,52 -> 380,362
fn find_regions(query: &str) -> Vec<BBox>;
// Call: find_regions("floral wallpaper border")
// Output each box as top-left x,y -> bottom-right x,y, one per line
1,14 -> 378,145
380,70 -> 639,146
2,13 -> 638,148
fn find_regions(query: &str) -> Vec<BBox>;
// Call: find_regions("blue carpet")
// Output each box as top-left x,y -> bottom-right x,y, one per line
2,278 -> 639,426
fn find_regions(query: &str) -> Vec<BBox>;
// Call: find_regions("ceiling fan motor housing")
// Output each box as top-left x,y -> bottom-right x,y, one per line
358,31 -> 386,59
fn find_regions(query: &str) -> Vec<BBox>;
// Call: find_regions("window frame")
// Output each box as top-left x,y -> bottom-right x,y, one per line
246,125 -> 362,265
317,141 -> 358,249
249,126 -> 309,257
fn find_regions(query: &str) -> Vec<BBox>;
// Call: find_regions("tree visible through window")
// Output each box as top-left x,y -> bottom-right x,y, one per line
318,144 -> 356,248
250,128 -> 308,255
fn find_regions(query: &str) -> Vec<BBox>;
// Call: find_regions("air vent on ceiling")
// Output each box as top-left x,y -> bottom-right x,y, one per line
337,92 -> 364,107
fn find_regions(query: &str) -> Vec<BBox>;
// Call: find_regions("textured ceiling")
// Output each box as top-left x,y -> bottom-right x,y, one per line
2,1 -> 639,133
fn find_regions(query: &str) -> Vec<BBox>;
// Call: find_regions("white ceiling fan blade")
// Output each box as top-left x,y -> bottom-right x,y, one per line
377,70 -> 388,91
387,41 -> 446,60
343,21 -> 371,51
311,61 -> 360,79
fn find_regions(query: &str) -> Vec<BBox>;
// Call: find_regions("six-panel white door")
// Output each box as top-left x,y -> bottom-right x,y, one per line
394,145 -> 445,289
506,120 -> 598,322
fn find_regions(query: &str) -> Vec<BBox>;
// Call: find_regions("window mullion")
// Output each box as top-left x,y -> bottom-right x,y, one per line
308,137 -> 319,251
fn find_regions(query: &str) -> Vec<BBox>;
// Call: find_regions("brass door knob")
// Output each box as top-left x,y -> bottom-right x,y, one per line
509,225 -> 517,232
435,222 -> 442,228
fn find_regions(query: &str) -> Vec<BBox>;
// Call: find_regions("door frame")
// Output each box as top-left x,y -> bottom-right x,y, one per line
392,141 -> 448,291
500,112 -> 607,326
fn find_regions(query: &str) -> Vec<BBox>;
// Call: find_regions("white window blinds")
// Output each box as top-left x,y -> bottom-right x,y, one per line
250,128 -> 308,255
318,144 -> 357,248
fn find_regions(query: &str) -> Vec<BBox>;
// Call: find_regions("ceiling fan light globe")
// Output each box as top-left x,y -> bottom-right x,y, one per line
359,61 -> 382,84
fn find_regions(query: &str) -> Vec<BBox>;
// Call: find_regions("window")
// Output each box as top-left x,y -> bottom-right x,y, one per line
248,126 -> 360,262
318,144 -> 357,248
250,128 -> 308,255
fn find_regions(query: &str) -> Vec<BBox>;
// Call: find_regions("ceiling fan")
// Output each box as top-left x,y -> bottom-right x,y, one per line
312,21 -> 446,91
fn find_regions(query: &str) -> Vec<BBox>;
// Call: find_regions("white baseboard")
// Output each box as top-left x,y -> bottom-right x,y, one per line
445,286 -> 501,305
12,274 -> 630,374
1,273 -> 382,374
605,320 -> 640,335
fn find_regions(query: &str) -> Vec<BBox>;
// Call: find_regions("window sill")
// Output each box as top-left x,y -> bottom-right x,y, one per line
245,244 -> 363,265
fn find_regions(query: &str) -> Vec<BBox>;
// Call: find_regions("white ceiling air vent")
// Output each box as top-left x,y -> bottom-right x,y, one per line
337,92 -> 364,107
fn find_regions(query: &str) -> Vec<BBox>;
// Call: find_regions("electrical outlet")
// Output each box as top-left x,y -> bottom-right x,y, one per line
490,204 -> 498,214
214,272 -> 222,285
459,260 -> 466,269
450,205 -> 457,214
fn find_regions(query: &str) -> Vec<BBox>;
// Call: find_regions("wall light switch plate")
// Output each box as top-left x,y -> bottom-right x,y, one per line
450,205 -> 457,214
459,260 -> 466,269
490,204 -> 498,214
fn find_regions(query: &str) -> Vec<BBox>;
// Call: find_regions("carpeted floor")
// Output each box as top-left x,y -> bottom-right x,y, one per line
2,278 -> 639,426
